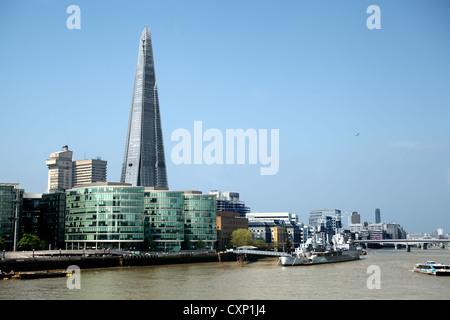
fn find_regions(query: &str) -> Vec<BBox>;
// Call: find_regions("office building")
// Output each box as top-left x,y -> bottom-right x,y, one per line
64,183 -> 217,251
40,191 -> 66,250
309,209 -> 342,234
216,211 -> 248,250
144,188 -> 184,252
247,212 -> 298,224
385,223 -> 407,239
210,190 -> 250,218
183,191 -> 217,250
0,183 -> 23,251
21,193 -> 42,237
65,182 -> 145,250
121,26 -> 168,188
72,158 -> 107,187
351,212 -> 361,224
46,146 -> 73,192
375,208 -> 381,223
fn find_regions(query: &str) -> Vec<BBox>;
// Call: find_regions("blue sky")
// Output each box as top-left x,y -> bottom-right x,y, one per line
1,0 -> 449,233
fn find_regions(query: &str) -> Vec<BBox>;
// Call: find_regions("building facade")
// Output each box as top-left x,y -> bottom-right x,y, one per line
375,208 -> 381,223
0,183 -> 22,250
64,183 -> 217,251
21,193 -> 42,237
72,158 -> 107,187
40,191 -> 67,250
247,212 -> 298,224
46,146 -> 73,193
183,191 -> 217,250
216,211 -> 248,250
121,26 -> 168,188
65,182 -> 145,250
210,190 -> 250,218
144,188 -> 184,252
309,209 -> 342,234
351,211 -> 361,224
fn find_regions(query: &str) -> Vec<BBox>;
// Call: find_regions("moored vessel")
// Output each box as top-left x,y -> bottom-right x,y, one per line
12,271 -> 68,280
279,231 -> 362,266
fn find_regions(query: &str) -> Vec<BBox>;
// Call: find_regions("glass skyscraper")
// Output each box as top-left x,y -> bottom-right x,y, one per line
121,26 -> 168,188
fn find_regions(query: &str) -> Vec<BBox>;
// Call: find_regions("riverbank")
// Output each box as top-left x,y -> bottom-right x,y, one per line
0,251 -> 238,272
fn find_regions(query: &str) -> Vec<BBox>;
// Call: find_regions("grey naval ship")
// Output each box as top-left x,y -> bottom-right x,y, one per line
279,232 -> 362,266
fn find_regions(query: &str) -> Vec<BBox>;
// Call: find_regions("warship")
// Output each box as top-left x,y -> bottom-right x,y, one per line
279,231 -> 362,266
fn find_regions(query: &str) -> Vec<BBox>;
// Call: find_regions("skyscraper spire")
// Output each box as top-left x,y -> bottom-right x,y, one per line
121,27 -> 168,188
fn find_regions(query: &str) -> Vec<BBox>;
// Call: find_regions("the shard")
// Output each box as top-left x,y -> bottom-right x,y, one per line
121,26 -> 168,188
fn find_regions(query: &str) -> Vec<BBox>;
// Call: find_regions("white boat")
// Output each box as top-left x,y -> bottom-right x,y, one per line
279,232 -> 361,266
413,261 -> 450,276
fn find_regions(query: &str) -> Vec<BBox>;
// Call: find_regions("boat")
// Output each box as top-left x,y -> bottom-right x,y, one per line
279,231 -> 362,266
413,261 -> 450,276
0,270 -> 15,280
12,271 -> 68,280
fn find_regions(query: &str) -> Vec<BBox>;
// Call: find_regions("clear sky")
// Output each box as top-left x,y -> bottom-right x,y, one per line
1,0 -> 449,234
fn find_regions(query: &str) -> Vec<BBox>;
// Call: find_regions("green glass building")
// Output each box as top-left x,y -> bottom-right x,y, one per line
65,183 -> 217,252
183,192 -> 217,250
0,183 -> 22,251
65,183 -> 145,250
144,188 -> 184,252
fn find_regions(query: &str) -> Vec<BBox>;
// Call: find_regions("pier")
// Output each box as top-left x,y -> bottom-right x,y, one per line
231,248 -> 288,263
0,250 -> 236,272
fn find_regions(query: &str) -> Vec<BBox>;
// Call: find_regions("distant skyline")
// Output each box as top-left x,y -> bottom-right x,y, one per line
0,1 -> 449,233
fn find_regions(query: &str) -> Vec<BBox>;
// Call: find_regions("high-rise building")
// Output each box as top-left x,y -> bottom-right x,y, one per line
72,158 -> 107,187
46,146 -> 73,192
375,208 -> 381,223
351,211 -> 361,224
121,26 -> 168,188
309,209 -> 342,234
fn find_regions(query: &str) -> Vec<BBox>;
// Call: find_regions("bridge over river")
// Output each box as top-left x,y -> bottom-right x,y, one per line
354,239 -> 450,251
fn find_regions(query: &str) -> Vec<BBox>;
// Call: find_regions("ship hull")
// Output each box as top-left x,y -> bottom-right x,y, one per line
279,250 -> 361,266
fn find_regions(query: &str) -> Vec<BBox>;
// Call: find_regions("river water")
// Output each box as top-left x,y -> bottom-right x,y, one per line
1,248 -> 449,300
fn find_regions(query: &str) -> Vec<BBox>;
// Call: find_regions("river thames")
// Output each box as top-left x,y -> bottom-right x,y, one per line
1,248 -> 449,300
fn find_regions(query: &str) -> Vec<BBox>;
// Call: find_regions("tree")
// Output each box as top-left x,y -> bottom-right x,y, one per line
0,237 -> 5,250
230,229 -> 254,248
253,239 -> 267,250
17,234 -> 45,251
181,235 -> 192,250
142,236 -> 156,251
195,239 -> 206,249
